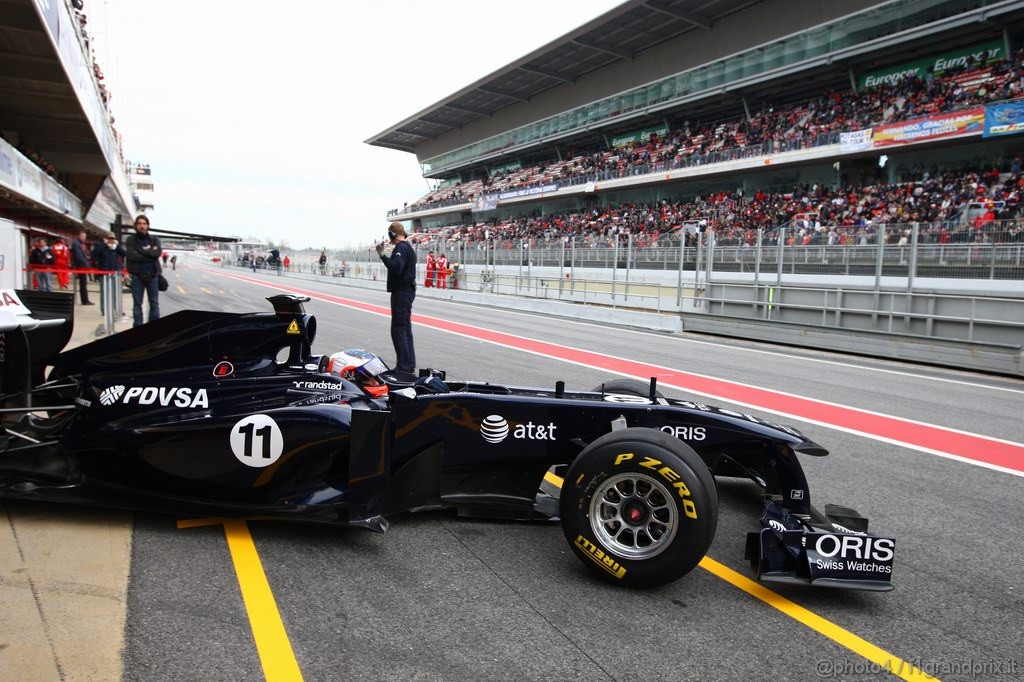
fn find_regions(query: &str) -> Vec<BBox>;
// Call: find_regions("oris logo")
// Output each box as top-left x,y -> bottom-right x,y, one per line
100,385 -> 125,406
814,534 -> 894,562
480,415 -> 558,443
660,425 -> 706,441
480,415 -> 510,443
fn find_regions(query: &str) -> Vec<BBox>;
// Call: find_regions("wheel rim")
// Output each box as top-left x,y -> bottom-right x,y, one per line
589,472 -> 679,560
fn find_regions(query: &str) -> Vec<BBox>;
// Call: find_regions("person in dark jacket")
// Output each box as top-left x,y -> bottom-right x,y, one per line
29,237 -> 54,291
91,232 -> 126,313
375,222 -> 417,373
70,230 -> 94,304
125,215 -> 162,327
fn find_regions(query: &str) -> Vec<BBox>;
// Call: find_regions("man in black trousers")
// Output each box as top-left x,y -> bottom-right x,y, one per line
70,230 -> 93,304
376,222 -> 417,374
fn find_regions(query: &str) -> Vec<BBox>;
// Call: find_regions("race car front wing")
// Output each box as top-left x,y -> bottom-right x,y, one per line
745,501 -> 895,591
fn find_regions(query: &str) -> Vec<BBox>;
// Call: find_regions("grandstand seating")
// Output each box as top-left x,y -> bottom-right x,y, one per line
410,166 -> 1024,248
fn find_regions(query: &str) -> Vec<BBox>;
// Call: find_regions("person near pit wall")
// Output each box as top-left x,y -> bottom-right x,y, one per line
424,250 -> 436,288
29,237 -> 54,292
51,237 -> 70,289
437,252 -> 450,289
91,231 -> 126,314
375,222 -> 417,374
71,230 -> 94,304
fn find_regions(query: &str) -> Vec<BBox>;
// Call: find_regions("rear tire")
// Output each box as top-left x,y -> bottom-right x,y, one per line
560,428 -> 717,587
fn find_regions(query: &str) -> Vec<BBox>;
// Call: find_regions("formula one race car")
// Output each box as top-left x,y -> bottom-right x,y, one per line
0,290 -> 895,590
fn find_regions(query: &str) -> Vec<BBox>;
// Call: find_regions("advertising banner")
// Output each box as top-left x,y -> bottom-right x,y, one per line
15,157 -> 42,202
0,139 -> 15,188
983,100 -> 1024,138
859,40 -> 1003,89
611,124 -> 670,148
472,194 -> 499,213
840,129 -> 872,152
873,108 -> 984,147
0,219 -> 20,290
498,184 -> 558,200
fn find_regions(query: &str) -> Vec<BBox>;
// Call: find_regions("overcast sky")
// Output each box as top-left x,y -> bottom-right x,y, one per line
87,0 -> 623,250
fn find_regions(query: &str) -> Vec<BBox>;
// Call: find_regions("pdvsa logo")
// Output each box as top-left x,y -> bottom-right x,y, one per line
480,414 -> 557,443
99,385 -> 210,409
100,385 -> 125,406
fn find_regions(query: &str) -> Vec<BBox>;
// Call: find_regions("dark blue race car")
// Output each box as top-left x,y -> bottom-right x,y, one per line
0,290 -> 894,590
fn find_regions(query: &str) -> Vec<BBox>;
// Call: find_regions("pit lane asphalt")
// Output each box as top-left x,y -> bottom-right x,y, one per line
29,262 -> 1024,681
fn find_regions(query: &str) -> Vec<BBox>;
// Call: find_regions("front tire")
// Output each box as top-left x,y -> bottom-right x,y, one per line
560,428 -> 717,587
591,378 -> 664,400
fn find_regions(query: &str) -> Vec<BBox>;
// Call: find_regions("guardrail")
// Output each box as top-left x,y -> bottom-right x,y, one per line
392,222 -> 1024,284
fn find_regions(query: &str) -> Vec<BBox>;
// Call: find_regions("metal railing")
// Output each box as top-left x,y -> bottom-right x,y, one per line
389,220 -> 1024,284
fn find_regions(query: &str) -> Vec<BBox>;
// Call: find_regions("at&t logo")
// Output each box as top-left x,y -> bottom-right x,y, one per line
479,414 -> 557,443
480,415 -> 509,443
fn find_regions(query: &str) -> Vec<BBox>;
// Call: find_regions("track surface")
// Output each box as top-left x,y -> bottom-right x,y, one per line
78,264 -> 1024,680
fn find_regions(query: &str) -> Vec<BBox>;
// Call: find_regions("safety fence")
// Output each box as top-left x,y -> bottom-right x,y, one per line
390,220 -> 1024,284
23,266 -> 127,334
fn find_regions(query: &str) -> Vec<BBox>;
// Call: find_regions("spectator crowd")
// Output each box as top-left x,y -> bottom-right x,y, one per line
412,166 -> 1024,249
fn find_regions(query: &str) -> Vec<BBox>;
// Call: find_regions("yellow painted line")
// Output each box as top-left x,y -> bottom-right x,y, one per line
179,518 -> 303,681
176,285 -> 186,294
222,521 -> 303,681
545,473 -> 933,680
201,287 -> 214,295
698,557 -> 934,680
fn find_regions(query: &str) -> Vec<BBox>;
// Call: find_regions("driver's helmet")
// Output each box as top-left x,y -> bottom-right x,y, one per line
327,349 -> 389,397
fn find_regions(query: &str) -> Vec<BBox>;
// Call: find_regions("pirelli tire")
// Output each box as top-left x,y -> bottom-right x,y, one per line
560,428 -> 717,588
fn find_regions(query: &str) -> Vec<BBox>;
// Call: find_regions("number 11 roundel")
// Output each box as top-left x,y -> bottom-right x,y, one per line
230,414 -> 284,468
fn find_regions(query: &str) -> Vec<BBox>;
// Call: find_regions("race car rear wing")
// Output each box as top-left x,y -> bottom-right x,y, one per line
0,289 -> 74,397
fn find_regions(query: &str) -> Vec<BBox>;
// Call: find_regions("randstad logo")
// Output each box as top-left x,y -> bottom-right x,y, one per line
480,414 -> 557,443
100,385 -> 125,406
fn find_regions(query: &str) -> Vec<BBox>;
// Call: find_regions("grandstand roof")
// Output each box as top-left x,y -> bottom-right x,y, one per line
365,0 -> 762,153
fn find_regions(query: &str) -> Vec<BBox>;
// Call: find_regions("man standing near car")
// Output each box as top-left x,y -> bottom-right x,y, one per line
125,215 -> 162,327
29,237 -> 54,291
71,230 -> 94,304
92,231 -> 126,313
375,222 -> 417,374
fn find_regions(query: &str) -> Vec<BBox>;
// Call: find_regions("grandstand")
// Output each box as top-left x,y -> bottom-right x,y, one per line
367,0 -> 1024,242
